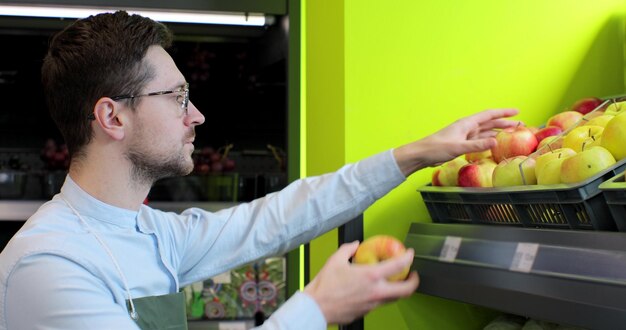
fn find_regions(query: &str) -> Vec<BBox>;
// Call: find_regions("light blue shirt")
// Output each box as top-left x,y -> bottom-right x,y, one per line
0,150 -> 405,330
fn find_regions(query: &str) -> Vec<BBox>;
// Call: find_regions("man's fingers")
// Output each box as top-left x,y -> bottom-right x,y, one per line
467,108 -> 519,124
374,248 -> 415,280
379,271 -> 420,301
333,241 -> 360,262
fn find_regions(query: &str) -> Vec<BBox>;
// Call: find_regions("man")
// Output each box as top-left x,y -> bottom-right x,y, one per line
0,11 -> 518,330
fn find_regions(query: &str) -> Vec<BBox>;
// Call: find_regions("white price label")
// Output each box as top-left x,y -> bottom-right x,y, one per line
218,321 -> 248,330
439,236 -> 462,262
510,243 -> 539,273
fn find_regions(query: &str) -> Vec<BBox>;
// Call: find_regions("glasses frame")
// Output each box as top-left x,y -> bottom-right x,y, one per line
88,83 -> 189,120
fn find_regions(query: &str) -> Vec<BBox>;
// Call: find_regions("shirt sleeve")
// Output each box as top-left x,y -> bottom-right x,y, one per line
5,254 -> 140,330
173,149 -> 406,285
254,291 -> 326,330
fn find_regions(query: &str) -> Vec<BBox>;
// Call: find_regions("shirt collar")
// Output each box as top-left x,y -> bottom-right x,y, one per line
59,175 -> 139,229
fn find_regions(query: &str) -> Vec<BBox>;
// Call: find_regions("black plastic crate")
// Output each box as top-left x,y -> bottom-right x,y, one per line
598,171 -> 626,231
418,159 -> 626,231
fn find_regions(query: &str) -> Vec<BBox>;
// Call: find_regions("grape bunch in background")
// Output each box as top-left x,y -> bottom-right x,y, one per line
40,138 -> 70,171
193,144 -> 236,174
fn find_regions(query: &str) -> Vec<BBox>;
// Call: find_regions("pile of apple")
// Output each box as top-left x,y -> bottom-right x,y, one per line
432,97 -> 626,188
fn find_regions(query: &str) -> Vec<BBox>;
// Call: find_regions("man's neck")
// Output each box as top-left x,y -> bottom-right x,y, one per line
68,156 -> 150,211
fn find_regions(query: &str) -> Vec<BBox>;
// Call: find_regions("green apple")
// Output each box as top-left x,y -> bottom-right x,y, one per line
492,156 -> 537,187
585,114 -> 614,128
457,158 -> 497,187
604,100 -> 626,116
437,157 -> 468,186
537,157 -> 568,185
562,125 -> 604,152
560,146 -> 616,184
601,112 -> 626,161
534,147 -> 576,180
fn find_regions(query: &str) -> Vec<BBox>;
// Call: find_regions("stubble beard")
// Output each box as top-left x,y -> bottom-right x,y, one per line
125,145 -> 193,186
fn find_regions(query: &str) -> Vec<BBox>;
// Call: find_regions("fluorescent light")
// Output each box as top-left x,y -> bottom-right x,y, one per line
0,5 -> 266,26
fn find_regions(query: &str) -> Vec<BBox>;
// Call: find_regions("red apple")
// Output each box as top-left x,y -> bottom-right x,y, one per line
457,158 -> 497,187
547,111 -> 584,131
534,126 -> 562,144
431,168 -> 443,186
491,126 -> 539,163
353,235 -> 411,282
571,97 -> 603,115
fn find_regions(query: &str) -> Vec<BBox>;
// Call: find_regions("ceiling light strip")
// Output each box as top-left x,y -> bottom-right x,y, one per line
0,5 -> 265,26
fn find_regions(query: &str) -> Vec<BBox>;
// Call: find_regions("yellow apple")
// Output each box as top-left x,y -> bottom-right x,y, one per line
584,114 -> 614,128
492,156 -> 537,187
465,149 -> 492,162
536,136 -> 564,154
534,147 -> 576,180
560,146 -> 616,184
601,112 -> 626,161
604,100 -> 626,116
457,158 -> 498,187
437,157 -> 468,186
562,125 -> 604,153
354,235 -> 411,282
537,157 -> 568,185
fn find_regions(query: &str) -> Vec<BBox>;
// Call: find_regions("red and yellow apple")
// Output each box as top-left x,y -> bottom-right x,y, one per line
534,126 -> 563,144
562,125 -> 604,152
547,111 -> 584,131
571,97 -> 603,115
492,156 -> 537,187
457,158 -> 497,187
601,112 -> 626,161
491,126 -> 539,163
353,235 -> 411,282
560,146 -> 616,184
536,136 -> 564,154
431,168 -> 443,186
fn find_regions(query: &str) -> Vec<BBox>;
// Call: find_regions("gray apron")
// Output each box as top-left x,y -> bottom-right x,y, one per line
63,197 -> 188,330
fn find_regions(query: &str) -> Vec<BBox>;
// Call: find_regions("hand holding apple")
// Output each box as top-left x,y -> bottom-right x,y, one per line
353,235 -> 412,282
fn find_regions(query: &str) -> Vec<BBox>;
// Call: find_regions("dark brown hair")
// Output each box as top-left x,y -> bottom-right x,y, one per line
41,11 -> 173,158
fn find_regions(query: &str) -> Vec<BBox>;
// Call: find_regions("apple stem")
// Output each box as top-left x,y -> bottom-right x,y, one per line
582,141 -> 587,151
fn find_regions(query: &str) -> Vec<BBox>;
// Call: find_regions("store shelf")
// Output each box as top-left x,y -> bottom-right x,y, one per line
405,222 -> 626,329
0,200 -> 240,221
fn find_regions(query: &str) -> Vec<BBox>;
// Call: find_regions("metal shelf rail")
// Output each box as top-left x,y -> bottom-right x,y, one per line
405,222 -> 626,329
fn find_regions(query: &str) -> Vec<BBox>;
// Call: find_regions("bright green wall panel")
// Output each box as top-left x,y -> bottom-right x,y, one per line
342,0 -> 626,330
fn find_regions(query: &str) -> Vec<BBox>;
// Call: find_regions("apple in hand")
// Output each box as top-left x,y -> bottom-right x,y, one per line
601,112 -> 626,161
534,126 -> 562,144
353,235 -> 411,282
571,97 -> 603,115
560,146 -> 616,184
491,126 -> 539,163
492,156 -> 537,187
563,125 -> 604,152
547,111 -> 584,131
457,158 -> 497,187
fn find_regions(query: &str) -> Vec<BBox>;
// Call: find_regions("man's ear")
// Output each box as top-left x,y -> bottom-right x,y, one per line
92,97 -> 126,141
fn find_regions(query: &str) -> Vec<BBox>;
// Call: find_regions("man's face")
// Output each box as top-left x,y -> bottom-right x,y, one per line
124,46 -> 205,184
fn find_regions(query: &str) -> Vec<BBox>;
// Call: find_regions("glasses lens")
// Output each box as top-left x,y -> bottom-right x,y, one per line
183,86 -> 190,115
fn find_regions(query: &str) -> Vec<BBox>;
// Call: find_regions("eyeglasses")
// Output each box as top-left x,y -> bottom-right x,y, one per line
88,83 -> 190,120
